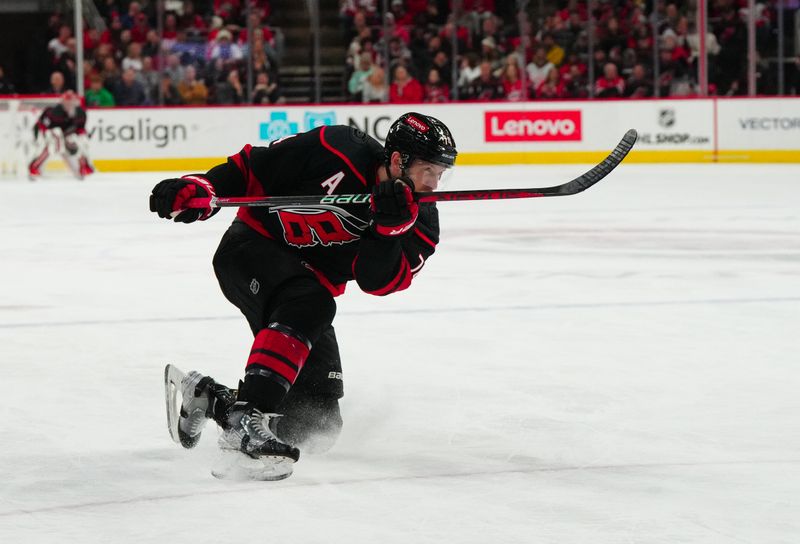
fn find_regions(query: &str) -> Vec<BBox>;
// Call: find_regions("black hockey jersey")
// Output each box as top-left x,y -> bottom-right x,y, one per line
34,104 -> 87,137
202,125 -> 440,297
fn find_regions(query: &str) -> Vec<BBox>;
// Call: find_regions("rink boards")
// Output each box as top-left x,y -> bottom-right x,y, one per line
8,97 -> 800,171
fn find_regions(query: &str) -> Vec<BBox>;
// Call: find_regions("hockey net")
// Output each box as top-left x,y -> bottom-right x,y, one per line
0,95 -> 63,178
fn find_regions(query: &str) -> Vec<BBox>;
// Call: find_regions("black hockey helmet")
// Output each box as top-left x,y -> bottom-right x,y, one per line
384,112 -> 457,171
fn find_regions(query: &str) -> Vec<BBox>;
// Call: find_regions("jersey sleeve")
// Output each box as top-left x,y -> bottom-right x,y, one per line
33,107 -> 55,137
196,134 -> 321,198
73,109 -> 87,135
352,203 -> 439,296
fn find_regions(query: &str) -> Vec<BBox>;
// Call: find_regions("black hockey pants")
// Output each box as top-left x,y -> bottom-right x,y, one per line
213,219 -> 343,451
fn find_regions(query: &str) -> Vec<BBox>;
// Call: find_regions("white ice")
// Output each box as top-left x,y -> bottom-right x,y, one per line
0,163 -> 798,543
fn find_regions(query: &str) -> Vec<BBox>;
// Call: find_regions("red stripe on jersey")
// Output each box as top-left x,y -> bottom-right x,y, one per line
303,261 -> 347,297
252,328 -> 310,365
319,126 -> 367,187
414,228 -> 437,249
230,144 -> 264,197
236,208 -> 275,239
246,353 -> 298,383
362,253 -> 412,296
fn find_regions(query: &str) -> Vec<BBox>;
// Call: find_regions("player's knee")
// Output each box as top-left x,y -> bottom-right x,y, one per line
270,283 -> 336,341
274,396 -> 343,454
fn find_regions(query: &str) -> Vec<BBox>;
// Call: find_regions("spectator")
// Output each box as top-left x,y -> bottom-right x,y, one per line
348,52 -> 373,100
480,36 -> 502,73
564,63 -> 589,98
499,57 -> 526,101
114,67 -> 148,105
385,36 -> 412,74
208,29 -> 244,63
541,34 -> 564,67
84,27 -> 102,55
535,67 -> 567,99
162,13 -> 179,51
526,46 -> 554,91
461,60 -> 505,100
600,17 -> 627,57
252,71 -> 284,104
429,50 -> 452,87
595,62 -> 625,97
139,56 -> 160,101
177,65 -> 209,105
0,65 -> 16,94
625,63 -> 653,97
390,0 -> 414,27
163,54 -> 185,84
85,74 -> 116,107
100,57 -> 121,91
48,71 -> 67,94
142,30 -> 162,60
121,1 -> 143,30
424,67 -> 450,102
131,12 -> 150,43
361,66 -> 389,103
116,30 -> 134,65
215,69 -> 245,104
480,15 -> 505,56
656,47 -> 689,96
159,74 -> 184,105
179,1 -> 207,35
456,52 -> 481,89
122,42 -> 145,73
54,38 -> 78,89
389,64 -> 424,103
48,24 -> 72,61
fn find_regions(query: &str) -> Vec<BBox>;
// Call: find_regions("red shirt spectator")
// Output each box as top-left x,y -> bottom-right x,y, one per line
536,68 -> 568,99
595,63 -> 625,97
389,65 -> 424,103
130,13 -> 150,44
500,61 -> 527,101
423,68 -> 450,102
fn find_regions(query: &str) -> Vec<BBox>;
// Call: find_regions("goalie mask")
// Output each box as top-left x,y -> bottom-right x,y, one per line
384,112 -> 457,172
61,90 -> 79,117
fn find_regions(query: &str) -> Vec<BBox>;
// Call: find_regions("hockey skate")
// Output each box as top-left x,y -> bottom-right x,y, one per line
164,364 -> 234,448
212,401 -> 300,481
27,163 -> 41,181
78,157 -> 94,178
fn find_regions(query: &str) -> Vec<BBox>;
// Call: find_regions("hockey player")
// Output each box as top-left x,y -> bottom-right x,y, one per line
28,91 -> 94,180
150,112 -> 457,479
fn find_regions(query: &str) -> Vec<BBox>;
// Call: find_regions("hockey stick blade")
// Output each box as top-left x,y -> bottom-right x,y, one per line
184,129 -> 637,209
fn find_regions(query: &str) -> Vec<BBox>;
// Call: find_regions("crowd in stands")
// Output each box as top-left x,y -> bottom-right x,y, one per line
342,0 -> 800,103
13,0 -> 800,107
38,0 -> 283,107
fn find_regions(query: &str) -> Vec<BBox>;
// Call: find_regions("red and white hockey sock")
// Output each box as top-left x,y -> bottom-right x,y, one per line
240,323 -> 312,412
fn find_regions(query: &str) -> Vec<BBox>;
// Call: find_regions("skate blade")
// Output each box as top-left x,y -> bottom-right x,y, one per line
164,364 -> 186,445
211,449 -> 295,481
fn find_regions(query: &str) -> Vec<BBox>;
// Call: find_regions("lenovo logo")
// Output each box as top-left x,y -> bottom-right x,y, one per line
485,111 -> 582,142
405,115 -> 430,132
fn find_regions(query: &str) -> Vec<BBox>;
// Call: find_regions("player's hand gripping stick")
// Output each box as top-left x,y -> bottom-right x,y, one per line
150,175 -> 218,223
369,177 -> 419,238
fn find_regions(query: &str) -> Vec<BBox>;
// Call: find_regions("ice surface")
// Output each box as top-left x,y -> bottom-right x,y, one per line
0,164 -> 798,543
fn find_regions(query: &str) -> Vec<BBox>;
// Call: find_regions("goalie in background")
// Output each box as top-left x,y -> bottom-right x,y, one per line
28,91 -> 94,181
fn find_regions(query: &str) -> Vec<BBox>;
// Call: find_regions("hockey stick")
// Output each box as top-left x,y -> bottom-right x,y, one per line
186,129 -> 637,209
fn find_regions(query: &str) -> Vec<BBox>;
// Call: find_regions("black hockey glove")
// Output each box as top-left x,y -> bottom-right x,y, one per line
369,177 -> 419,238
149,175 -> 218,223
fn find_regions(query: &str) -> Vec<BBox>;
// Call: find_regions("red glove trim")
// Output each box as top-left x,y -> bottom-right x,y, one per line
175,175 -> 216,220
373,184 -> 419,237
